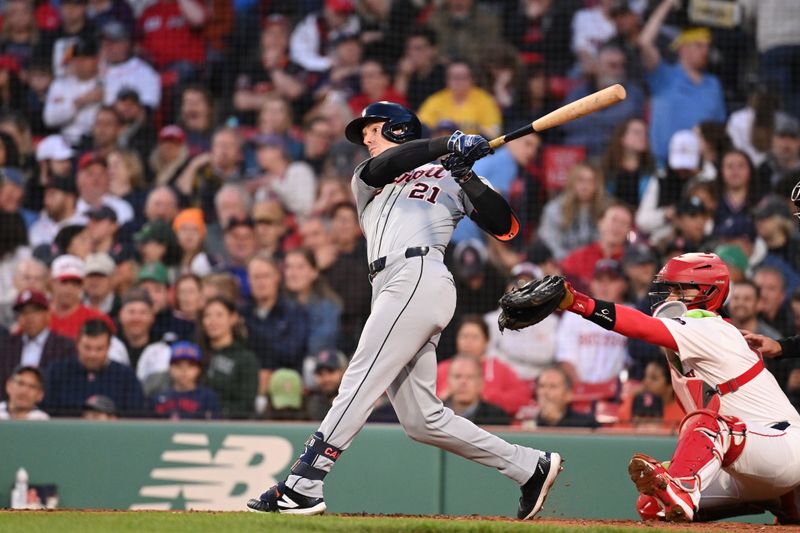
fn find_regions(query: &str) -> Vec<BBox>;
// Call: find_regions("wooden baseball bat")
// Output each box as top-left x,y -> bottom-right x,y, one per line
488,84 -> 627,149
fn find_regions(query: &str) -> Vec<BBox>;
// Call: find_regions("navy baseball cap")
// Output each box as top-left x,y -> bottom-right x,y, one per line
622,243 -> 657,266
170,341 -> 202,364
10,365 -> 44,385
86,205 -> 118,223
101,21 -> 130,42
83,394 -> 116,415
115,87 -> 141,103
593,259 -> 625,279
70,38 -> 98,58
1,167 -> 24,188
314,349 -> 347,373
675,196 -> 707,216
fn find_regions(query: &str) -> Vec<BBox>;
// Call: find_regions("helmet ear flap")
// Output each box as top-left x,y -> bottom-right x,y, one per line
722,279 -> 734,309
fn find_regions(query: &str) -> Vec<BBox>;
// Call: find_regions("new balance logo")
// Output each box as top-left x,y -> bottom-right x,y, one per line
132,433 -> 293,511
277,494 -> 298,509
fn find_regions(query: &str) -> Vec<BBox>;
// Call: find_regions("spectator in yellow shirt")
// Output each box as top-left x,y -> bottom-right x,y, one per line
417,61 -> 502,138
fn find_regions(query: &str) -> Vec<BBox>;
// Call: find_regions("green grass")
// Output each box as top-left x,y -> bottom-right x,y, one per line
0,511 -> 699,533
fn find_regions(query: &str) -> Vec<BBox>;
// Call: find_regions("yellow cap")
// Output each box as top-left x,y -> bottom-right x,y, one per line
671,27 -> 711,49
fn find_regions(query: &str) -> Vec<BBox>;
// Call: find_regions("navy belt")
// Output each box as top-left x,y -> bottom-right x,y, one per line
368,246 -> 429,280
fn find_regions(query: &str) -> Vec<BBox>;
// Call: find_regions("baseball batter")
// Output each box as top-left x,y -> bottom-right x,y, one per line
552,253 -> 800,523
248,102 -> 562,518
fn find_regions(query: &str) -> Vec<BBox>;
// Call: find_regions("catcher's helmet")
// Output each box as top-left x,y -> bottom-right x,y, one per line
345,101 -> 422,146
648,252 -> 730,312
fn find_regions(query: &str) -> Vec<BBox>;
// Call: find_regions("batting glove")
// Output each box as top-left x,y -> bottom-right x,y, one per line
441,153 -> 475,183
447,130 -> 493,161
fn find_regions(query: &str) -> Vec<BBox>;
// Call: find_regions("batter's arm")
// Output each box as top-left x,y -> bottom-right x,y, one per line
460,171 -> 519,241
359,137 -> 450,187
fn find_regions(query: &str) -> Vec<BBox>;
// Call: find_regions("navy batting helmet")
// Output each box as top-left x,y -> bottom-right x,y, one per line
345,101 -> 422,146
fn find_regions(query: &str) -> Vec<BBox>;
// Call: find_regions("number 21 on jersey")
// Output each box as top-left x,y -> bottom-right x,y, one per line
408,182 -> 440,204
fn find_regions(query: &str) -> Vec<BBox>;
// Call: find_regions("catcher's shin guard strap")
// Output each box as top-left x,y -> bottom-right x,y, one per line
290,432 -> 343,481
586,299 -> 616,330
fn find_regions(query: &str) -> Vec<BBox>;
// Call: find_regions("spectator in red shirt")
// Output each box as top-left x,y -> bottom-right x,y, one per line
48,254 -> 114,339
138,0 -> 207,81
437,315 -> 530,416
347,59 -> 407,117
560,202 -> 633,292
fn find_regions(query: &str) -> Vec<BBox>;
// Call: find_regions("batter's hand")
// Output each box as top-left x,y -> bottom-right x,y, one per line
447,130 -> 493,161
441,153 -> 473,182
741,330 -> 783,358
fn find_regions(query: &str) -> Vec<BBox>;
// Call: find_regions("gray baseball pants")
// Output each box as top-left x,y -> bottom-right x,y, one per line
287,252 -> 540,497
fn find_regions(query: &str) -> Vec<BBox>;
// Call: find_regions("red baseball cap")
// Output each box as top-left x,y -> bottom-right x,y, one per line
158,125 -> 186,144
78,152 -> 106,171
13,290 -> 49,312
325,0 -> 354,13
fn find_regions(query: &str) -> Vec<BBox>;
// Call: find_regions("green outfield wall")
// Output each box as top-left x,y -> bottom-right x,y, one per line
0,420 -> 771,523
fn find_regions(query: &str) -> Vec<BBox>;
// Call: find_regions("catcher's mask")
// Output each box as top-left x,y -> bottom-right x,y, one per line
648,252 -> 730,312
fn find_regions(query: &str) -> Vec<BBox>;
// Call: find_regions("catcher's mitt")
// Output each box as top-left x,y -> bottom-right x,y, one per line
498,275 -> 566,331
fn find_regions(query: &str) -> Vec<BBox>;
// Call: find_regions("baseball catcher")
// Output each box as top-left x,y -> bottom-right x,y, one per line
500,253 -> 800,523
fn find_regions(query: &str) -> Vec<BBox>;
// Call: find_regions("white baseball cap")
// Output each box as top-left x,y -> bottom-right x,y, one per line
51,254 -> 85,281
84,253 -> 115,276
668,130 -> 700,171
36,135 -> 74,162
510,261 -> 543,280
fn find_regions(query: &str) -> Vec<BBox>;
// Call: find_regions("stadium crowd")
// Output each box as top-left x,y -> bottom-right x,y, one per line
0,0 -> 799,430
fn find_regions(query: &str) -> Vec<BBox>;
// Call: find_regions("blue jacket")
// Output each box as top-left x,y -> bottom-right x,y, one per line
303,294 -> 341,356
151,387 -> 221,420
245,296 -> 310,372
646,61 -> 726,164
43,358 -> 146,416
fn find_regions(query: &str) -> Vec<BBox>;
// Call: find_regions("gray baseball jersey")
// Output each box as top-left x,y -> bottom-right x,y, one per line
353,161 -> 478,262
287,159 -> 541,498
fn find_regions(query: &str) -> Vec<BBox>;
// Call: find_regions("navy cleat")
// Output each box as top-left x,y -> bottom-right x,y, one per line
518,452 -> 563,520
246,481 -> 327,515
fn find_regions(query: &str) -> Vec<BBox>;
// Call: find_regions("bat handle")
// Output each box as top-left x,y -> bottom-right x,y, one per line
489,138 -> 506,149
489,124 -> 534,150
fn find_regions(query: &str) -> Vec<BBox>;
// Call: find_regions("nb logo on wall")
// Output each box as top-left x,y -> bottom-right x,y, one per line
131,433 -> 293,510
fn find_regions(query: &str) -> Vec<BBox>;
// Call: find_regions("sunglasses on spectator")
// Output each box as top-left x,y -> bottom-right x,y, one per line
254,218 -> 282,226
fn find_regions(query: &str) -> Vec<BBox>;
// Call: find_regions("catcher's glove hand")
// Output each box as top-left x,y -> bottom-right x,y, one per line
498,275 -> 567,331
